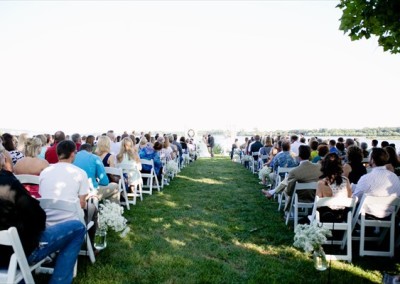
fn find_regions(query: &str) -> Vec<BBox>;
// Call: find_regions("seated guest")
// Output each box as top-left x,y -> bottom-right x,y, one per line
336,142 -> 346,161
384,146 -> 400,176
317,153 -> 352,198
86,135 -> 97,153
1,132 -> 24,165
316,153 -> 352,222
0,153 -> 85,284
258,136 -> 273,166
74,143 -> 120,204
36,134 -> 49,160
353,148 -> 400,218
116,137 -> 142,192
312,144 -> 329,164
139,141 -> 163,182
95,135 -> 120,183
71,133 -> 82,152
309,140 -> 319,161
342,145 -> 367,185
0,138 -> 14,172
262,145 -> 320,205
180,136 -> 188,154
40,140 -> 98,252
13,137 -> 50,198
270,140 -> 298,183
360,142 -> 369,158
45,130 -> 66,164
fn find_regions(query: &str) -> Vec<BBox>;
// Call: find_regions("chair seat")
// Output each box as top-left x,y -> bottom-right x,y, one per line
310,196 -> 357,262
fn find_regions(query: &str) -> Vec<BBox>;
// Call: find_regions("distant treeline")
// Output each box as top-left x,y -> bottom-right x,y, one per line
205,127 -> 400,138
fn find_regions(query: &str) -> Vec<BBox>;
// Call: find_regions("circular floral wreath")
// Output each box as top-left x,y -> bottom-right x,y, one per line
187,129 -> 195,138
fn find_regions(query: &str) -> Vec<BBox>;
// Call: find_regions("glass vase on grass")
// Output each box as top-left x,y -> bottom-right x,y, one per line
94,229 -> 107,250
313,246 -> 328,271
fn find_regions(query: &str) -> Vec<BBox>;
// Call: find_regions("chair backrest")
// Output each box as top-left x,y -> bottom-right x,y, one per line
39,198 -> 85,225
0,227 -> 37,284
104,166 -> 125,186
310,196 -> 356,222
352,195 -> 400,230
274,166 -> 293,185
277,166 -> 293,178
38,198 -> 96,263
14,174 -> 40,185
140,159 -> 155,174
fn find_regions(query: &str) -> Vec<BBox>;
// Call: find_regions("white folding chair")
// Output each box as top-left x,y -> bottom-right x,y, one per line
310,196 -> 357,262
104,167 -> 132,209
251,152 -> 259,174
39,199 -> 96,264
117,165 -> 143,206
14,174 -> 40,185
285,181 -> 317,230
15,174 -> 40,198
140,159 -> 160,195
258,154 -> 268,171
351,195 -> 400,257
0,227 -> 48,284
274,167 -> 294,211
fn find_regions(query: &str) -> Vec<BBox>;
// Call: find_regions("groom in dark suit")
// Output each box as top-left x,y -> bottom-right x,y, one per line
207,134 -> 215,158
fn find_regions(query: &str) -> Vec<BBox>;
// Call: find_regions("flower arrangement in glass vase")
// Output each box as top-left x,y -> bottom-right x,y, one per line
293,223 -> 332,271
95,200 -> 130,250
165,160 -> 179,177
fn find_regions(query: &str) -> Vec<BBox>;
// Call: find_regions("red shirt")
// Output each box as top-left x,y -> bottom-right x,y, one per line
45,143 -> 59,164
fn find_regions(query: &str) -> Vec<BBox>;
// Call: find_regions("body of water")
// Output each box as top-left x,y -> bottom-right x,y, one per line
210,135 -> 400,155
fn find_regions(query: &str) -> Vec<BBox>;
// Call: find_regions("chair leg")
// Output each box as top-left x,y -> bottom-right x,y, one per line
360,217 -> 366,256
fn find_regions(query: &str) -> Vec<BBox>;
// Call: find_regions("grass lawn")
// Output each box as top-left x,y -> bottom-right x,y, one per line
36,156 -> 400,283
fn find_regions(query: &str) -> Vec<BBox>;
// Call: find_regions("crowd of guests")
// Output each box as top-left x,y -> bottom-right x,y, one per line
236,134 -> 400,222
0,129 -> 197,283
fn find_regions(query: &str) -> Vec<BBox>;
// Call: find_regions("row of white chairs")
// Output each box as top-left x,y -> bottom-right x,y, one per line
1,157 -> 184,283
0,198 -> 94,284
285,181 -> 400,262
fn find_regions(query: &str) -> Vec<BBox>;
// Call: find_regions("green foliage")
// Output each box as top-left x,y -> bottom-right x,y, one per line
237,127 -> 400,138
213,143 -> 223,155
337,0 -> 400,54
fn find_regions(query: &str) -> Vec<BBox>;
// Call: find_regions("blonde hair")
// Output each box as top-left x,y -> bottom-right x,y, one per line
95,136 -> 111,155
17,133 -> 29,152
117,137 -> 140,163
35,134 -> 47,146
163,138 -> 170,149
24,137 -> 42,157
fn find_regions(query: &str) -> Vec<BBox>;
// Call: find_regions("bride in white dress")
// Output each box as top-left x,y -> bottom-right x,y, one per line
197,135 -> 210,158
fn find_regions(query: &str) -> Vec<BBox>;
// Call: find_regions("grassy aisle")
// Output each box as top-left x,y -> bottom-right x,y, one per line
39,157 -> 398,283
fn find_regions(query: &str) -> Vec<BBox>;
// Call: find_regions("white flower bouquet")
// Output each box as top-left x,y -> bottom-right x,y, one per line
232,154 -> 241,163
183,153 -> 191,163
166,160 -> 179,176
242,155 -> 252,162
98,200 -> 130,237
293,223 -> 332,253
258,166 -> 272,182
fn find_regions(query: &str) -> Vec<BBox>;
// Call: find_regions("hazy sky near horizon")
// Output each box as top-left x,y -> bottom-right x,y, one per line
1,1 -> 399,135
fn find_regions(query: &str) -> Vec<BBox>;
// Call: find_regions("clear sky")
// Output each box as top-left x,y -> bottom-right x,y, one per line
1,1 -> 399,136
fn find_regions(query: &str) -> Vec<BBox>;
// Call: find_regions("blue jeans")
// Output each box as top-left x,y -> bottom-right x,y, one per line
28,220 -> 86,284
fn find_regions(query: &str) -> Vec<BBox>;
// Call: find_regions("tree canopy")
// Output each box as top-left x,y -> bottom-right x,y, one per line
337,0 -> 400,54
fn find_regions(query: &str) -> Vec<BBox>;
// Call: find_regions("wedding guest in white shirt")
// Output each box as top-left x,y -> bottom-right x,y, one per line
353,147 -> 400,218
